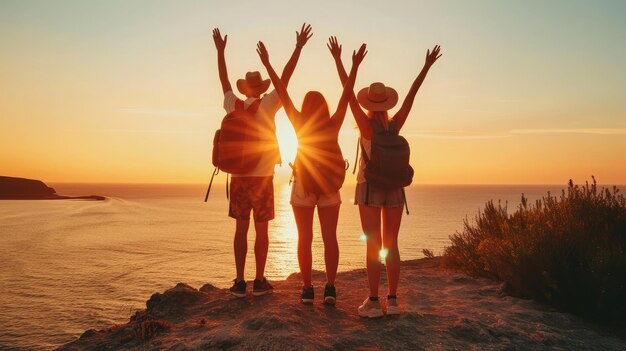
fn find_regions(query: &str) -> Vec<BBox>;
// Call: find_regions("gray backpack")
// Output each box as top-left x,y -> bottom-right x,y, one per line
360,119 -> 413,213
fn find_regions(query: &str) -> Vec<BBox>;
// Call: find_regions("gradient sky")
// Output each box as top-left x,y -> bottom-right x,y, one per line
1,0 -> 625,184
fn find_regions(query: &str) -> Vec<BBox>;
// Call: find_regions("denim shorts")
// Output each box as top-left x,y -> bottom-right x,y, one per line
354,182 -> 404,208
290,180 -> 341,208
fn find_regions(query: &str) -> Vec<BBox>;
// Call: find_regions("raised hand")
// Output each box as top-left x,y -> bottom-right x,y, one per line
212,28 -> 227,52
425,45 -> 442,67
352,43 -> 368,66
327,36 -> 342,60
296,23 -> 313,48
256,41 -> 270,66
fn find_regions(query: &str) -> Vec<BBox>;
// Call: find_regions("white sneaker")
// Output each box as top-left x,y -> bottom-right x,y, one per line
386,297 -> 400,315
358,298 -> 384,318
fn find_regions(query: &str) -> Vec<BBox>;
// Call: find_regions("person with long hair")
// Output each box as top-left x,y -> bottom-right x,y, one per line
328,36 -> 442,317
257,40 -> 367,304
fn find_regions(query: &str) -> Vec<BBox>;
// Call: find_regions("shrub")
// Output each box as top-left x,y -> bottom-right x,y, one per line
443,178 -> 626,321
422,248 -> 435,259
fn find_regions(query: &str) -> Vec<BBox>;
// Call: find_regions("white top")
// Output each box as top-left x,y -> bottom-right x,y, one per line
223,90 -> 281,177
356,137 -> 371,184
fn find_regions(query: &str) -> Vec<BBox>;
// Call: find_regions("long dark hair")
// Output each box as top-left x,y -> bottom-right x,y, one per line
298,91 -> 331,137
301,91 -> 330,121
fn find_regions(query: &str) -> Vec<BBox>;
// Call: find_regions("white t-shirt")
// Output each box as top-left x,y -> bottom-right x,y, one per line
223,90 -> 281,177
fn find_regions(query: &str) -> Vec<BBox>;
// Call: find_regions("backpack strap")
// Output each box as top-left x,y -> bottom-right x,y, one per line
289,161 -> 298,185
246,98 -> 263,114
359,137 -> 371,205
370,119 -> 385,134
352,138 -> 360,174
234,98 -> 262,114
226,173 -> 230,199
234,99 -> 245,111
402,187 -> 409,215
389,120 -> 399,135
288,162 -> 296,185
204,167 -> 219,202
360,139 -> 370,165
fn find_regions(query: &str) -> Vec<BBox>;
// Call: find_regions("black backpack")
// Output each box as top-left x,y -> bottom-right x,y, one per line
360,119 -> 413,213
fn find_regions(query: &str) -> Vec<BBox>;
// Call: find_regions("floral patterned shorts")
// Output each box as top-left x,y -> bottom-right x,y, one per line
228,176 -> 274,222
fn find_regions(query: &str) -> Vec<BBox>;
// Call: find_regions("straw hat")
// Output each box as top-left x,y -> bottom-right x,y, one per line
236,71 -> 271,96
357,82 -> 398,111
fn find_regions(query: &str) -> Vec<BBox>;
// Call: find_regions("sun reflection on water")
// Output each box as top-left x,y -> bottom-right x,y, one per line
265,184 -> 300,279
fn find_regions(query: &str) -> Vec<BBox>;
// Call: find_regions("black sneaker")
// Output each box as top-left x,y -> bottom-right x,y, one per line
229,279 -> 246,298
301,286 -> 314,304
252,277 -> 273,296
323,284 -> 336,305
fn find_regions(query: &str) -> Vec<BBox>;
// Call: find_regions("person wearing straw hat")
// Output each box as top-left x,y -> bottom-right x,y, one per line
212,24 -> 313,298
327,36 -> 442,317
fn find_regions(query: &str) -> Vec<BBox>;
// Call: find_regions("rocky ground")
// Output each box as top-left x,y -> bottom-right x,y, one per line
58,258 -> 626,350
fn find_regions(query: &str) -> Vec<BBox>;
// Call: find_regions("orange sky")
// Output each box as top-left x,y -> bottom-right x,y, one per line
1,1 -> 625,185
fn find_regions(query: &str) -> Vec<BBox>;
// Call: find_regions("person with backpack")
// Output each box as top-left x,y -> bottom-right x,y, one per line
327,36 -> 442,317
256,40 -> 367,305
211,24 -> 313,298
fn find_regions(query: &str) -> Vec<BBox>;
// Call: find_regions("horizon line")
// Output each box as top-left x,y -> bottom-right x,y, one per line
46,181 -> 625,187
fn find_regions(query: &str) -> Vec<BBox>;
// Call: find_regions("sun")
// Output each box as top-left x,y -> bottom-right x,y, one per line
274,110 -> 299,172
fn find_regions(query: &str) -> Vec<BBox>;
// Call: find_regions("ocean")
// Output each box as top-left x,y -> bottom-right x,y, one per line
0,183 -> 567,350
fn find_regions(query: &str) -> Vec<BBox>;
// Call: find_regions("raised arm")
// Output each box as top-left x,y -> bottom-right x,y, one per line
257,41 -> 299,125
212,28 -> 232,94
280,23 -> 313,86
327,36 -> 369,132
393,45 -> 442,130
328,36 -> 349,83
331,44 -> 367,128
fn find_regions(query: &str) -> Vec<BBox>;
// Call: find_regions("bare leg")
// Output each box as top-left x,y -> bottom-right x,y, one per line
359,204 -> 382,297
234,219 -> 250,281
382,207 -> 403,296
293,206 -> 315,287
318,205 -> 340,285
253,220 -> 269,281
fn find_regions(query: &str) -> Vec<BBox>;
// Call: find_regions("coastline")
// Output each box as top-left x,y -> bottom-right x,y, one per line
0,195 -> 106,201
0,176 -> 106,201
58,258 -> 626,351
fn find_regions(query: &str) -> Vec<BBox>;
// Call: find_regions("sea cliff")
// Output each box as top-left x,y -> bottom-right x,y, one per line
0,176 -> 104,200
58,258 -> 626,351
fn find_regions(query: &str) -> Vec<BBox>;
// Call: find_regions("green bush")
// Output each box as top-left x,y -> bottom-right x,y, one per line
443,178 -> 626,321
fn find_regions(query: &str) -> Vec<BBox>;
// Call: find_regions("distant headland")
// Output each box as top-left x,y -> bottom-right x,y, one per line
0,176 -> 105,200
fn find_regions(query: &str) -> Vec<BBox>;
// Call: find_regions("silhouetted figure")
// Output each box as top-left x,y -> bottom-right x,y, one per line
328,36 -> 442,317
258,40 -> 367,305
212,24 -> 313,298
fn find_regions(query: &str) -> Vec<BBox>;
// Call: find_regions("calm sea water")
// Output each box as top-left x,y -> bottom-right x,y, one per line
0,183 -> 568,350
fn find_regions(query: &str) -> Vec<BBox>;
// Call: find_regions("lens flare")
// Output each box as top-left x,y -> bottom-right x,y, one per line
379,248 -> 389,259
359,233 -> 368,241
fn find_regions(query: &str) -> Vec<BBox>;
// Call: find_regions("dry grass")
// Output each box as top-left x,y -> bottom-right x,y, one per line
422,248 -> 436,258
133,319 -> 173,341
120,319 -> 173,344
443,177 -> 626,321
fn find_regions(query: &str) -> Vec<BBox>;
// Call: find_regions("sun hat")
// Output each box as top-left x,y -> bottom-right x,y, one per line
357,82 -> 398,111
236,71 -> 271,96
